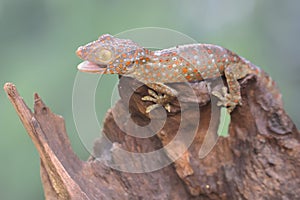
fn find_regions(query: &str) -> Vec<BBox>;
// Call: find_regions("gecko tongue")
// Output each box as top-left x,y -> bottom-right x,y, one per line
77,61 -> 107,74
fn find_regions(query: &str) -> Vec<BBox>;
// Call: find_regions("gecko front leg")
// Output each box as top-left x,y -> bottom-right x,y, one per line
142,83 -> 178,113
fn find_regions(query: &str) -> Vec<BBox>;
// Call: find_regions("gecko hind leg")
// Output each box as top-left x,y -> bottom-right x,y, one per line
212,86 -> 242,113
142,83 -> 177,113
212,65 -> 245,113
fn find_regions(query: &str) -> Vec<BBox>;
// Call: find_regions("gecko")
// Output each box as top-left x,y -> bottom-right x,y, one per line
76,34 -> 267,113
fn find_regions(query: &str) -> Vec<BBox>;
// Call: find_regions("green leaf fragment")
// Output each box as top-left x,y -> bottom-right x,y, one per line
217,107 -> 231,137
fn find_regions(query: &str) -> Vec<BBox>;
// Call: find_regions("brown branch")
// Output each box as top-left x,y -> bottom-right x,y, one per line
4,72 -> 300,199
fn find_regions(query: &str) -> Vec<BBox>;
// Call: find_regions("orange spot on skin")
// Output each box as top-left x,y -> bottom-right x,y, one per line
182,67 -> 188,74
233,99 -> 239,103
209,69 -> 215,74
145,64 -> 151,69
207,49 -> 212,54
254,68 -> 259,74
122,53 -> 127,58
115,67 -> 121,73
193,69 -> 198,73
157,72 -> 161,77
168,65 -> 172,70
274,93 -> 281,99
186,75 -> 191,80
126,61 -> 131,66
219,65 -> 224,71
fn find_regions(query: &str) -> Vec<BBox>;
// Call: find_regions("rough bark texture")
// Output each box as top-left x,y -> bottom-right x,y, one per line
4,73 -> 300,200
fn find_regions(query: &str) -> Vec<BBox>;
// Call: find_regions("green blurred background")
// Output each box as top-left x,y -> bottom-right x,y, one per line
0,0 -> 299,199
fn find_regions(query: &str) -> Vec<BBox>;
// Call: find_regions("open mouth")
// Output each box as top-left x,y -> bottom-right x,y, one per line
77,61 -> 107,74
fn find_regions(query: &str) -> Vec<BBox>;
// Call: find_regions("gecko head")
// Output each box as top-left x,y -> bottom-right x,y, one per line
76,34 -> 146,75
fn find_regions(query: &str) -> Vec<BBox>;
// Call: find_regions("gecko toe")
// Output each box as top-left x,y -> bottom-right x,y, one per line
142,96 -> 157,102
142,89 -> 173,113
212,86 -> 240,113
164,103 -> 171,112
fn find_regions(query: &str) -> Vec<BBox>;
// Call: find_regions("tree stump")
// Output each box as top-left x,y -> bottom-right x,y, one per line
4,72 -> 300,199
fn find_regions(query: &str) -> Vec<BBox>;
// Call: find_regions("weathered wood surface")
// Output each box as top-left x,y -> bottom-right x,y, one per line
4,73 -> 299,199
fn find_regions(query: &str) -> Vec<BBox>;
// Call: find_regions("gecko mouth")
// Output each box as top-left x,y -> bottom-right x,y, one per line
77,61 -> 107,74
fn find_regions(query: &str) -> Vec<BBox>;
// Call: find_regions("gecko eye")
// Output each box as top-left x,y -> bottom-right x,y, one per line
97,49 -> 113,63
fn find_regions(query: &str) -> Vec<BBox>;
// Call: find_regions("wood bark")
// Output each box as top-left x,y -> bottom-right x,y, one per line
3,73 -> 300,199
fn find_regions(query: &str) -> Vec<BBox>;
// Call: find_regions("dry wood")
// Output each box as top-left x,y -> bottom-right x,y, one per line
4,73 -> 300,199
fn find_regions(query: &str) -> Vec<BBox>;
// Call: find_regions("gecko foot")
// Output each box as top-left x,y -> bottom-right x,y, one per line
211,86 -> 242,113
142,89 -> 172,113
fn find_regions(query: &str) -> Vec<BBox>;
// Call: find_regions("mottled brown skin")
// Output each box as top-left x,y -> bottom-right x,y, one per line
76,34 -> 265,113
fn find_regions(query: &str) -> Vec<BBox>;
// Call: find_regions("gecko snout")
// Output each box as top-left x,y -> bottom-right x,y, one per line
76,46 -> 85,59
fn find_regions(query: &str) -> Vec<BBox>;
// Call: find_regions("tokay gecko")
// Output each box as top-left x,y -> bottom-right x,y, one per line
76,34 -> 278,113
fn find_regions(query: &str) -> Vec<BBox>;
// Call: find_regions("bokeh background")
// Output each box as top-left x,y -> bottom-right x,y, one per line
0,0 -> 299,199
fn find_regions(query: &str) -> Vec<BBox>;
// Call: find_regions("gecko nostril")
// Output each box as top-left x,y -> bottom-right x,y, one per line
76,46 -> 84,58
